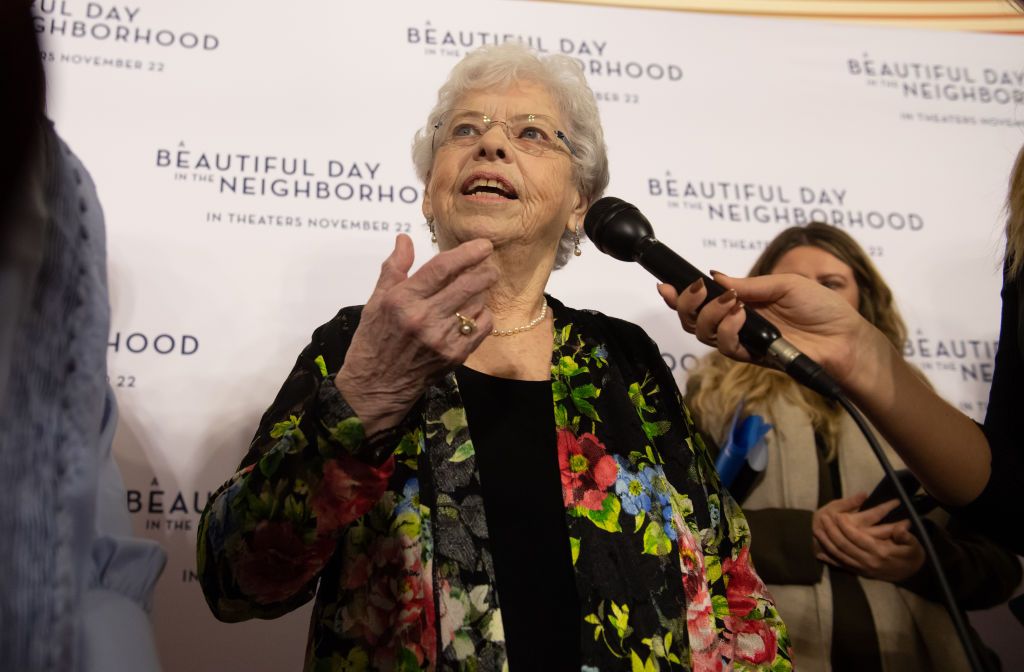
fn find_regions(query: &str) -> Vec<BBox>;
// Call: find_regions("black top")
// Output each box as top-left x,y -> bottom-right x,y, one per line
963,266 -> 1024,555
455,366 -> 581,671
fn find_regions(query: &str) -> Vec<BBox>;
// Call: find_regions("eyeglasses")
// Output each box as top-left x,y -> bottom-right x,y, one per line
431,109 -> 577,158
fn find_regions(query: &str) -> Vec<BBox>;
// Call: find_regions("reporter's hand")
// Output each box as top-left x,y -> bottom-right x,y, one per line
657,273 -> 884,389
812,493 -> 925,583
335,234 -> 499,435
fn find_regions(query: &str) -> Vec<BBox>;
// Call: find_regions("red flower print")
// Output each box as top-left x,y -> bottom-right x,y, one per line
340,536 -> 436,668
732,617 -> 778,666
233,520 -> 336,604
312,453 -> 395,535
686,584 -> 717,652
722,546 -> 767,619
557,430 -> 617,510
675,516 -> 706,602
690,644 -> 725,672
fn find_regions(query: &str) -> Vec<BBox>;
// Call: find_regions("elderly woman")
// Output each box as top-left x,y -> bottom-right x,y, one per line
197,44 -> 790,671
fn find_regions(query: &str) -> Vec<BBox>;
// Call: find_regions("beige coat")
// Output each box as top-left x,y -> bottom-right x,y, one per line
744,398 -> 970,672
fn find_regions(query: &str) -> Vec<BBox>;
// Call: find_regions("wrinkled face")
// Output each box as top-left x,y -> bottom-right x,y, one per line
771,245 -> 861,309
422,81 -> 584,258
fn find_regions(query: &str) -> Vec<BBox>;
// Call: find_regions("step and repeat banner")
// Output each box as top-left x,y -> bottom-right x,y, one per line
36,0 -> 1023,669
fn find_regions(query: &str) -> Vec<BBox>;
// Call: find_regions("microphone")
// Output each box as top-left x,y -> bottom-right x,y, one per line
584,196 -> 840,399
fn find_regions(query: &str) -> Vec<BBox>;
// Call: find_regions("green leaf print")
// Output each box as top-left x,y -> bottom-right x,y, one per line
609,601 -> 632,640
313,354 -> 328,378
572,394 -> 602,422
705,554 -> 722,584
557,355 -> 582,377
449,441 -> 475,463
439,407 -> 467,444
570,536 -> 581,565
712,594 -> 731,620
258,448 -> 284,478
554,403 -> 569,429
586,493 -> 622,532
642,520 -> 672,556
327,417 -> 365,453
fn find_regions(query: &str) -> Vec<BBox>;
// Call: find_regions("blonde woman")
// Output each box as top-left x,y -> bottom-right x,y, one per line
684,223 -> 1020,671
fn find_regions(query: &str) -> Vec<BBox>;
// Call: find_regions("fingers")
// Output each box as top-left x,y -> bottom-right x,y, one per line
831,492 -> 869,513
865,519 -> 907,540
814,513 -> 865,569
686,284 -> 752,361
405,238 -> 494,299
854,498 -> 901,526
813,494 -> 877,570
712,272 -> 797,305
657,282 -> 681,310
890,525 -> 917,546
430,257 -> 500,316
374,234 -> 416,292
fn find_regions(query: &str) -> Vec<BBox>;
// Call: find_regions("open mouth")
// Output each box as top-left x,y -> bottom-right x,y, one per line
461,175 -> 519,200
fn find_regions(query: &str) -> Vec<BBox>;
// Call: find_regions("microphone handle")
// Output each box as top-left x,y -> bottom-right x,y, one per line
635,238 -> 780,359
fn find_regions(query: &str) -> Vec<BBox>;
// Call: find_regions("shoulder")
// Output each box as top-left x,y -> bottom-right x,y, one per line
552,295 -> 663,370
551,296 -> 655,351
304,305 -> 365,374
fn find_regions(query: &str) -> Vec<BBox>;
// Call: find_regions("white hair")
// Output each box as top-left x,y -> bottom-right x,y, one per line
411,43 -> 610,268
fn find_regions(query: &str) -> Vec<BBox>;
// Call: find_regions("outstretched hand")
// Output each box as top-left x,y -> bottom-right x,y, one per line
336,234 -> 499,435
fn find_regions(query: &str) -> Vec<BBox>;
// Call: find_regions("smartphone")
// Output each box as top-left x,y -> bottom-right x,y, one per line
860,469 -> 936,525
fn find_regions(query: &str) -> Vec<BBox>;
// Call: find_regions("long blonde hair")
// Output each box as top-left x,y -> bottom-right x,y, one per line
1006,144 -> 1024,279
686,223 -> 907,460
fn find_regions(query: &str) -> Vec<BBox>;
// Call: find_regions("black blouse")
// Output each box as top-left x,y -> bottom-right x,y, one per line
455,366 -> 582,670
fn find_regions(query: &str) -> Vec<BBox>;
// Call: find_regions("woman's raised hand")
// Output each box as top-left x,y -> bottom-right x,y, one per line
658,272 -> 885,393
335,234 -> 499,435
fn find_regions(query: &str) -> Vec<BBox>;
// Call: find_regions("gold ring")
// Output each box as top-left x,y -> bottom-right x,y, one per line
454,312 -> 476,336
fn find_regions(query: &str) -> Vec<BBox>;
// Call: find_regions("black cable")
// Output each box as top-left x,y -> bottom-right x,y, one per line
835,393 -> 986,672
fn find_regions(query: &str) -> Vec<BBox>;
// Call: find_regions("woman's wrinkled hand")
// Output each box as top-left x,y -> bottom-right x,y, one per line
812,493 -> 926,583
335,234 -> 499,435
657,272 -> 881,390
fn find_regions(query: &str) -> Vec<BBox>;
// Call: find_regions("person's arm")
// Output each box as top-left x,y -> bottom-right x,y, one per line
198,235 -> 499,621
196,308 -> 404,622
897,516 -> 1022,610
659,275 -> 991,506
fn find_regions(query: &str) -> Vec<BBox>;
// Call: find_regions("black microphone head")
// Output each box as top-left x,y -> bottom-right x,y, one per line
583,196 -> 655,262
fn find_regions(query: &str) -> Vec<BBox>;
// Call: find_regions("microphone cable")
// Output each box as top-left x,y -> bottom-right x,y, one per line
834,393 -> 985,672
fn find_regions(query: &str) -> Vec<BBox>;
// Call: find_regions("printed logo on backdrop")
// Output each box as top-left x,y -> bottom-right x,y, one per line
156,143 -> 419,235
903,329 -> 998,421
845,54 -> 1024,129
33,0 -> 220,74
128,475 -> 212,583
109,329 -> 210,584
406,19 -> 683,106
107,329 -> 198,390
648,173 -> 922,257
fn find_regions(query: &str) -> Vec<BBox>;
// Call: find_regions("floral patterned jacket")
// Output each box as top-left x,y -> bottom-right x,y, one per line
197,297 -> 792,672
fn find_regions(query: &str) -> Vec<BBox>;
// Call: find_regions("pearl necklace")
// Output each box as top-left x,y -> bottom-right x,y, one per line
491,300 -> 548,337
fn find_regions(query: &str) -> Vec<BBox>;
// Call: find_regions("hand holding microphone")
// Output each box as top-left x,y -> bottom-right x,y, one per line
584,197 -> 845,398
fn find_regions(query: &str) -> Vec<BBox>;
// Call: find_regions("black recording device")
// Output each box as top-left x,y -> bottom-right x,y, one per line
861,468 -> 938,525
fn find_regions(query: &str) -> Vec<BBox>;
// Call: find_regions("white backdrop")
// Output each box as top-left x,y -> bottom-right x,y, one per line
36,0 -> 1023,669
